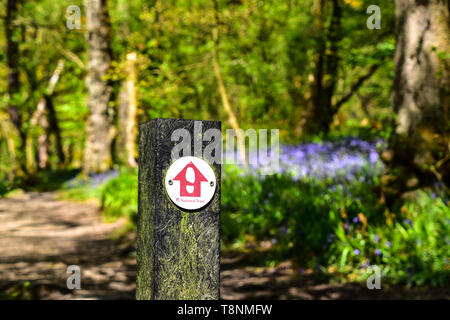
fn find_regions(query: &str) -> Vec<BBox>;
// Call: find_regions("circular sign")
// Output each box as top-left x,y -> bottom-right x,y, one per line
165,156 -> 217,210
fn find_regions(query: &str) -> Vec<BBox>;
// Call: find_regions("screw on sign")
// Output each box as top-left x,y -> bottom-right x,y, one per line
165,157 -> 217,210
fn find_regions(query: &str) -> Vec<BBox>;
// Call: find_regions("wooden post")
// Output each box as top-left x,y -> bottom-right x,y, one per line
137,118 -> 221,300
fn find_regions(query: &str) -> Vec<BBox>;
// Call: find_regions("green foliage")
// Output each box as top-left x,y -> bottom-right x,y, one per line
222,166 -> 449,287
0,281 -> 31,300
60,183 -> 105,202
0,179 -> 8,197
102,164 -> 449,287
222,164 -> 383,256
59,171 -> 115,202
328,192 -> 449,287
101,168 -> 138,226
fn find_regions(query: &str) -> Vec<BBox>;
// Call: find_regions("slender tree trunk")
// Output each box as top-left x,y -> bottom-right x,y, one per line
0,113 -> 19,180
116,0 -> 138,168
118,52 -> 138,168
29,60 -> 65,170
307,0 -> 342,135
382,0 -> 449,204
6,0 -> 27,174
6,0 -> 22,136
46,95 -> 65,166
309,0 -> 326,135
37,100 -> 50,169
83,0 -> 113,174
212,0 -> 247,165
321,0 -> 342,130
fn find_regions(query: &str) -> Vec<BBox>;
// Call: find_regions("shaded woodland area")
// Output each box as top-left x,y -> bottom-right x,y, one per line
0,0 -> 449,299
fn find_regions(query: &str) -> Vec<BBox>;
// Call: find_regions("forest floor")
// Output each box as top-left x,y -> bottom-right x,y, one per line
0,192 -> 448,300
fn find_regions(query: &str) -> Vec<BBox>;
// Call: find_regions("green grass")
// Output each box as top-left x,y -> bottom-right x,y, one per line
100,168 -> 138,228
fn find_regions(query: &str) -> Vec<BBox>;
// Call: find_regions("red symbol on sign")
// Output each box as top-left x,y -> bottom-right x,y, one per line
173,161 -> 207,197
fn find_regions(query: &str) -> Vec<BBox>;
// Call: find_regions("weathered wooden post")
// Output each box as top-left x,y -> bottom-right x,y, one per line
137,118 -> 221,300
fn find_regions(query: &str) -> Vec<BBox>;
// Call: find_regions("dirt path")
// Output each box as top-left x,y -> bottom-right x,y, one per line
0,192 -> 135,299
0,192 -> 448,300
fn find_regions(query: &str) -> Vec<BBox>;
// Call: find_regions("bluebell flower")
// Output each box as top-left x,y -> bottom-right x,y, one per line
385,241 -> 392,248
373,234 -> 380,243
369,151 -> 379,164
229,137 -> 386,183
279,226 -> 288,235
406,269 -> 413,278
327,234 -> 335,243
343,222 -> 350,232
352,216 -> 359,224
353,249 -> 360,255
375,249 -> 382,257
403,218 -> 413,226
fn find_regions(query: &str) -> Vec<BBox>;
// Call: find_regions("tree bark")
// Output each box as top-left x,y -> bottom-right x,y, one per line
83,0 -> 113,174
6,0 -> 22,136
382,0 -> 449,204
28,60 -> 66,170
5,0 -> 27,174
118,52 -> 138,168
0,113 -> 19,180
307,0 -> 342,135
45,95 -> 65,166
37,99 -> 50,170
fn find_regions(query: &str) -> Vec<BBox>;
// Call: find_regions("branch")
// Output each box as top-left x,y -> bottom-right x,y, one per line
55,44 -> 85,70
430,164 -> 450,194
30,59 -> 65,127
333,64 -> 380,111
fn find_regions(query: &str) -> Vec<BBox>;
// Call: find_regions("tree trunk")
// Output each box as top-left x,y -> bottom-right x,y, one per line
118,52 -> 138,168
382,0 -> 449,204
309,0 -> 326,134
45,95 -> 65,166
27,60 -> 66,170
37,99 -> 50,169
6,0 -> 22,136
116,0 -> 138,168
212,0 -> 247,165
6,0 -> 27,174
307,0 -> 342,135
0,113 -> 20,180
83,0 -> 113,174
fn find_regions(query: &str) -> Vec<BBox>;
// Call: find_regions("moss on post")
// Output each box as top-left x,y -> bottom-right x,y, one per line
137,118 -> 221,300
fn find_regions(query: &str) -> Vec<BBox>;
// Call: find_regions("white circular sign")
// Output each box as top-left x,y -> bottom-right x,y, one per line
165,156 -> 217,210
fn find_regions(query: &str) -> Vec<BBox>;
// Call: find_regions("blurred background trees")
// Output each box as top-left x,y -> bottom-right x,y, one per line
0,0 -> 447,210
1,0 -> 402,178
